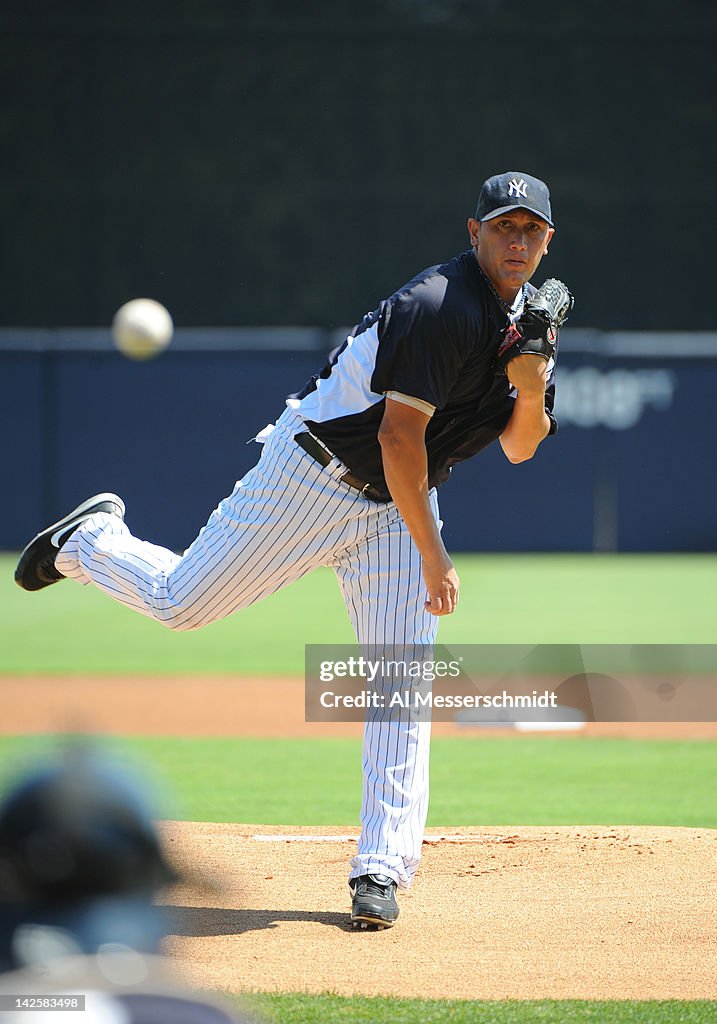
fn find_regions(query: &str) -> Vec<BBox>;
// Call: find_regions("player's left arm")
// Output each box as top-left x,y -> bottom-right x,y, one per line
498,355 -> 552,463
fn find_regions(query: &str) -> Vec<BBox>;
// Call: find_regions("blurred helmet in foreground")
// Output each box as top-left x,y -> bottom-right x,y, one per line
0,742 -> 176,970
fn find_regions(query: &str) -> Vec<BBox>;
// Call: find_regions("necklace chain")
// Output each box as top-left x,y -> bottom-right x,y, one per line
476,262 -> 523,317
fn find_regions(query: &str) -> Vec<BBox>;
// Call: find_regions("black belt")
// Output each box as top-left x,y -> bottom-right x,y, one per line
294,432 -> 388,502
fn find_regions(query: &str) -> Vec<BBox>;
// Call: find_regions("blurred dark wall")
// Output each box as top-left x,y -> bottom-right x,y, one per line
2,1 -> 715,329
1,341 -> 712,553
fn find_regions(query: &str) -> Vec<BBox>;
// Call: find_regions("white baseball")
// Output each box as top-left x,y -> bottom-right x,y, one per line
111,298 -> 173,360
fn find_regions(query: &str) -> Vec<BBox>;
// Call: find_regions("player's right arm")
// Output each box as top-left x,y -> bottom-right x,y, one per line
378,397 -> 459,616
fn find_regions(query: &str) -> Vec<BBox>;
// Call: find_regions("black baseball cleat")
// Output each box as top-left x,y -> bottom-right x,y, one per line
349,873 -> 400,929
14,493 -> 125,592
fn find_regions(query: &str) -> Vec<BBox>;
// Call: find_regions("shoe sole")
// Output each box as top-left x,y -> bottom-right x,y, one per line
351,914 -> 397,930
15,492 -> 126,591
350,901 -> 399,928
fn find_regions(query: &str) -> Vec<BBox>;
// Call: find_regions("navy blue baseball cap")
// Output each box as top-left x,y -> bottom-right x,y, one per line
476,172 -> 553,226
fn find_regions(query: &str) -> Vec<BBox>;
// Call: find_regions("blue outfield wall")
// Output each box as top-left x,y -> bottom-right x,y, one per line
0,330 -> 714,553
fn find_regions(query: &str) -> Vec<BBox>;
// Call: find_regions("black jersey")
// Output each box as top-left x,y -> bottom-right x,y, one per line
289,250 -> 557,498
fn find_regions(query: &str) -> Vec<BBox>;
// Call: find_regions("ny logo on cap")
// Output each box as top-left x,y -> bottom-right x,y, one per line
508,177 -> 528,198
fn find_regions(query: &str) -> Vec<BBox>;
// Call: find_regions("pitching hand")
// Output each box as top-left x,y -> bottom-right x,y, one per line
423,557 -> 460,616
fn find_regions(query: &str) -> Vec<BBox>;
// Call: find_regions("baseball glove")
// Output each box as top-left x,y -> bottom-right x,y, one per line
496,278 -> 574,372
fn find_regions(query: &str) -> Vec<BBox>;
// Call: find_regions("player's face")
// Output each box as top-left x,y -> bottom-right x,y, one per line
468,210 -> 554,303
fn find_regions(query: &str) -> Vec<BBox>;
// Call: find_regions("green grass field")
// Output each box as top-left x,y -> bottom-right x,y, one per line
1,553 -> 715,675
1,552 -> 715,1022
0,735 -> 713,829
236,991 -> 717,1024
239,995 -> 717,1024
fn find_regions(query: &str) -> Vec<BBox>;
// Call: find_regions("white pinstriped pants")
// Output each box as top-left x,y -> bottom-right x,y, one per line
57,407 -> 440,888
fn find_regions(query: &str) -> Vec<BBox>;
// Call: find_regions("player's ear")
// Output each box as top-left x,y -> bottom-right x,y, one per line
467,217 -> 481,247
543,226 -> 555,255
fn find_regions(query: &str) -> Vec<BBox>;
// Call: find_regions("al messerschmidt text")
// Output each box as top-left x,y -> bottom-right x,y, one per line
319,689 -> 558,709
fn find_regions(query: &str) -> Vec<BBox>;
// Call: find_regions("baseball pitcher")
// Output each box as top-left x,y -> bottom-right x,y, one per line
15,171 -> 572,929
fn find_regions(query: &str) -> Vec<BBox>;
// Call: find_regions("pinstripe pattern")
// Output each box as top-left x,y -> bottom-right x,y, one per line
56,406 -> 441,888
336,492 -> 440,889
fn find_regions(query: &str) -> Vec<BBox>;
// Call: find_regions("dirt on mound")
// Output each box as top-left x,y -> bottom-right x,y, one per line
158,822 -> 717,1001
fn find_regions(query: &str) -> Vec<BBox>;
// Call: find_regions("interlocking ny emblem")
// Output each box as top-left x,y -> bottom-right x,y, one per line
508,177 -> 528,198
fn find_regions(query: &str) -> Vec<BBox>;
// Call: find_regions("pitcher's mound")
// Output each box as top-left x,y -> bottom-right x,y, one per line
159,822 -> 717,1001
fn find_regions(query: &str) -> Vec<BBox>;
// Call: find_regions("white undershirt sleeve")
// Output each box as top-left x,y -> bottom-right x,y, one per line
385,391 -> 436,417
